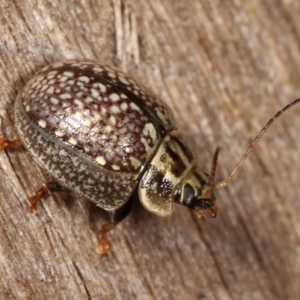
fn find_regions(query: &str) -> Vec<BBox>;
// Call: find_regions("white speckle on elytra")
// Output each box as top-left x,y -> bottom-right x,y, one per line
93,67 -> 104,73
91,88 -> 99,98
141,137 -> 151,152
105,125 -> 112,133
75,111 -> 83,118
55,130 -> 64,137
84,146 -> 91,152
64,72 -> 74,77
48,71 -> 58,76
78,76 -> 89,83
109,116 -> 116,126
85,97 -> 93,104
119,76 -> 129,84
120,102 -> 128,111
143,123 -> 156,140
80,128 -> 89,135
85,118 -> 92,127
110,105 -> 121,114
58,122 -> 66,130
101,107 -> 107,116
119,126 -> 127,134
25,105 -> 30,112
50,97 -> 59,105
48,79 -> 56,85
130,156 -> 142,169
74,99 -> 84,109
68,137 -> 78,145
60,93 -> 72,99
46,86 -> 55,94
101,134 -> 108,140
60,76 -> 68,82
31,81 -> 39,88
92,111 -> 101,121
108,72 -> 116,78
92,127 -> 100,133
90,127 -> 99,134
110,93 -> 120,102
96,156 -> 106,165
93,82 -> 106,93
98,83 -> 107,93
130,102 -> 140,111
62,102 -> 70,108
90,136 -> 97,143
112,164 -> 120,171
124,145 -> 133,153
38,120 -> 47,128
40,84 -> 49,92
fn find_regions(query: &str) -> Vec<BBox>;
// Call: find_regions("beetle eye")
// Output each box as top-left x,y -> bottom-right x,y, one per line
183,183 -> 195,207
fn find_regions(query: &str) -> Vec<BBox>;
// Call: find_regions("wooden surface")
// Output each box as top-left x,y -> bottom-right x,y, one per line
0,1 -> 300,299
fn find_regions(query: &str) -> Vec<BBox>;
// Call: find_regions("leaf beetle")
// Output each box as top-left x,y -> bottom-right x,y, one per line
1,60 -> 299,254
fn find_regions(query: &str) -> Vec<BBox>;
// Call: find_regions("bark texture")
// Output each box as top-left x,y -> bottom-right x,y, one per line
0,1 -> 300,299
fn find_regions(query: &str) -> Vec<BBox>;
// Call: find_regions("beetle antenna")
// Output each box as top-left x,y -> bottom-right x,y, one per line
202,147 -> 220,198
215,98 -> 300,189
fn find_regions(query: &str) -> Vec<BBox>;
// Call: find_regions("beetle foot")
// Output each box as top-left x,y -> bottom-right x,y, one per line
28,184 -> 49,212
192,208 -> 206,221
97,221 -> 118,255
97,232 -> 112,255
0,138 -> 22,151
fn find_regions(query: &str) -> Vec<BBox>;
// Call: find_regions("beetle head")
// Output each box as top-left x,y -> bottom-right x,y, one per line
175,168 -> 217,220
174,148 -> 220,220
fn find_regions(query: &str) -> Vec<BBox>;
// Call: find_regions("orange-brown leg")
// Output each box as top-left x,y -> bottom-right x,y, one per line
28,181 -> 69,212
97,221 -> 119,254
0,138 -> 22,151
97,193 -> 135,255
28,184 -> 49,212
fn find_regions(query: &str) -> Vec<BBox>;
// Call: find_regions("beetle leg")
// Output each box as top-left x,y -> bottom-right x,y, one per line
28,181 -> 69,211
97,221 -> 118,255
0,138 -> 22,151
97,193 -> 135,254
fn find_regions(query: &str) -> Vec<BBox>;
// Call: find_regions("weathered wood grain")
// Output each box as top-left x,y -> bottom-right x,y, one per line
0,1 -> 300,299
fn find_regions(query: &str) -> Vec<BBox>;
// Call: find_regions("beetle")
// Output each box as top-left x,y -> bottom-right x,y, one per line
0,59 -> 299,254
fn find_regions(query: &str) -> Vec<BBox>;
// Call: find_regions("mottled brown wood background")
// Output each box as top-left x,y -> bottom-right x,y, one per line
0,1 -> 300,299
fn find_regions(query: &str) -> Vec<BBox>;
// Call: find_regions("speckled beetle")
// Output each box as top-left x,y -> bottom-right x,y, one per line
0,60 -> 299,254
